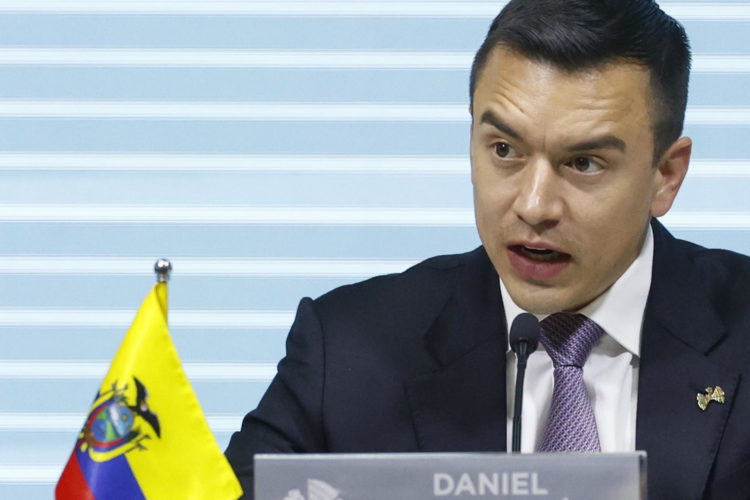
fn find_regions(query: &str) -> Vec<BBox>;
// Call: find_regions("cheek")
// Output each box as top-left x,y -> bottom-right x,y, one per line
469,134 -> 482,185
578,167 -> 656,222
474,185 -> 517,252
474,187 -> 503,239
575,193 -> 651,267
575,197 -> 643,246
474,182 -> 511,223
473,193 -> 494,234
473,161 -> 513,204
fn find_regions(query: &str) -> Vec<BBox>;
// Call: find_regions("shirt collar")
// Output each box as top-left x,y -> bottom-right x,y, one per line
500,225 -> 653,357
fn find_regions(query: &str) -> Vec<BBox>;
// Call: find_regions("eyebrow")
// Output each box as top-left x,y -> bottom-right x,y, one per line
565,136 -> 626,153
479,109 -> 627,153
479,110 -> 520,140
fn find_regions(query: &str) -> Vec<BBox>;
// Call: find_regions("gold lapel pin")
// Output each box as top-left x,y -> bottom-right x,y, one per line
697,386 -> 725,411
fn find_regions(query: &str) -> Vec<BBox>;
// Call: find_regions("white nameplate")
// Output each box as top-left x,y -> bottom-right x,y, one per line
255,452 -> 646,499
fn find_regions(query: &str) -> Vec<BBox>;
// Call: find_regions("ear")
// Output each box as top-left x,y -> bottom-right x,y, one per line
650,136 -> 692,217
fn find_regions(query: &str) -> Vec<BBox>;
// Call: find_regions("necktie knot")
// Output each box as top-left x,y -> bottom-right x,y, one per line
540,313 -> 604,368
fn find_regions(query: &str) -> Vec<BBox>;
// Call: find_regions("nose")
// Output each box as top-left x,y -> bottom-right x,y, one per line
512,158 -> 563,230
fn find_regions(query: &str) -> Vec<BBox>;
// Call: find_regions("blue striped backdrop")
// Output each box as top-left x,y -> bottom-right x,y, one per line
1,1 -> 749,497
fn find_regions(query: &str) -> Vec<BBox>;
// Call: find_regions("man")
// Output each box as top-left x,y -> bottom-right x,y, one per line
226,1 -> 750,498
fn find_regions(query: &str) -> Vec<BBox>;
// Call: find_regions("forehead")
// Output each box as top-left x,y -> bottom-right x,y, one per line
472,47 -> 653,140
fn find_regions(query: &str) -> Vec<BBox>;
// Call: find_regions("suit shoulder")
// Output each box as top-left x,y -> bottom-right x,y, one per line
679,238 -> 750,309
683,239 -> 750,278
312,247 -> 488,319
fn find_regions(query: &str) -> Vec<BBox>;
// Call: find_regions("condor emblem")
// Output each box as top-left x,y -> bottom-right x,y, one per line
78,376 -> 161,462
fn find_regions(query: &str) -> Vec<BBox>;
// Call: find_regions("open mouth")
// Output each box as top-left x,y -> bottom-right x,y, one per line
509,245 -> 571,263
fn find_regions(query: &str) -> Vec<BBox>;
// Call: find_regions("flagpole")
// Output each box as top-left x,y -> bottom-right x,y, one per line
154,258 -> 172,282
154,258 -> 172,326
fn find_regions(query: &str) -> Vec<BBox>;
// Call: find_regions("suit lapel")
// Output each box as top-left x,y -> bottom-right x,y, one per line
402,221 -> 741,494
405,248 -> 508,452
637,221 -> 739,498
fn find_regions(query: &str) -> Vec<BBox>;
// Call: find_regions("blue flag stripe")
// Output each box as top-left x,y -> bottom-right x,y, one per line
75,448 -> 145,500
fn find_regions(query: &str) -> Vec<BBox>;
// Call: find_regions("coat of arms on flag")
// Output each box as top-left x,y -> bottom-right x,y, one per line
79,376 -> 161,462
56,261 -> 242,500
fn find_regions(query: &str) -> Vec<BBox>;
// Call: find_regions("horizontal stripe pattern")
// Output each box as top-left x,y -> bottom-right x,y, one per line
0,101 -> 747,124
662,212 -> 750,229
0,360 -> 277,380
686,107 -> 750,125
3,4 -> 749,498
0,257 -> 416,276
0,465 -> 60,484
0,50 -> 746,72
689,160 -> 750,177
0,49 -> 474,69
0,153 -> 469,172
0,205 -> 746,228
0,2 -> 748,20
0,205 -> 476,225
0,100 -> 470,121
0,308 -> 294,328
0,154 -> 747,176
0,1 -> 506,17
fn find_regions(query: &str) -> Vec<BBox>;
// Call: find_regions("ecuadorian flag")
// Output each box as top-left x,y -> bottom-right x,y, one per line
55,282 -> 242,499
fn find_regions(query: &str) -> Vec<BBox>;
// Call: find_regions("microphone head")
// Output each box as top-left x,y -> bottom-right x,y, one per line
509,312 -> 540,355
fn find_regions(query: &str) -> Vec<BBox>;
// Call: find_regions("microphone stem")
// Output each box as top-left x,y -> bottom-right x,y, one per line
512,342 -> 529,453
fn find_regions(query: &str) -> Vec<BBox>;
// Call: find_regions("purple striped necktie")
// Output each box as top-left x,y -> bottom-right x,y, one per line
537,313 -> 605,452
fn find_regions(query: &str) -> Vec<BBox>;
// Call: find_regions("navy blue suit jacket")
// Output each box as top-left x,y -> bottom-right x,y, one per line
226,220 -> 750,499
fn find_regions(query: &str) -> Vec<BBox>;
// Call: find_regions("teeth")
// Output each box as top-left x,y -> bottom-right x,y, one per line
516,245 -> 565,262
523,246 -> 553,254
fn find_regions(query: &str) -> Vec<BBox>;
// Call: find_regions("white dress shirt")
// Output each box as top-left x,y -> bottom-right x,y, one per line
504,226 -> 654,452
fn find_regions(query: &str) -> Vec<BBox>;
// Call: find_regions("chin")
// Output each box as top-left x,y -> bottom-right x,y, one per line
516,302 -> 561,315
508,293 -> 563,315
505,285 -> 580,315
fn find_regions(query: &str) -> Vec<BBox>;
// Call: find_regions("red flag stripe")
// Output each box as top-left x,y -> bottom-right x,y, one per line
56,451 -> 95,500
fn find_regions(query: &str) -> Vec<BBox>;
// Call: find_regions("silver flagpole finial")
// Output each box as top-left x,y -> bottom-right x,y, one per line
154,258 -> 172,282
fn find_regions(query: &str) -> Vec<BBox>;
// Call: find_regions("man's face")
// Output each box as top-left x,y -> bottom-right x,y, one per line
470,47 -> 688,314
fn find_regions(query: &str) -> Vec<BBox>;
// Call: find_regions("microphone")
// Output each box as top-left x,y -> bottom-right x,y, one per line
508,312 -> 540,453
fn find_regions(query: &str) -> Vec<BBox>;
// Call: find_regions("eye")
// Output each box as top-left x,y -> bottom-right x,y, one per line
493,141 -> 517,159
565,156 -> 603,174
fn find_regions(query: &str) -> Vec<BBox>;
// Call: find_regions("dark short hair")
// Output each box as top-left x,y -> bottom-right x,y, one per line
469,0 -> 691,163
